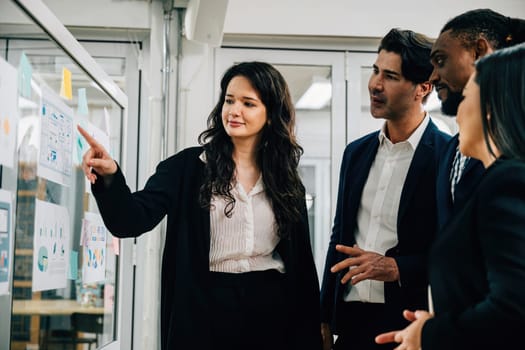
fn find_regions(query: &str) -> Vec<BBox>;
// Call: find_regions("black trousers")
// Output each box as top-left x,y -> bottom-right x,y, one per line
334,301 -> 404,350
208,270 -> 290,350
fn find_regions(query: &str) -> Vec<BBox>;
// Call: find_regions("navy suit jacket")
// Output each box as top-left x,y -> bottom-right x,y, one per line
423,158 -> 525,350
320,120 -> 450,333
436,134 -> 485,231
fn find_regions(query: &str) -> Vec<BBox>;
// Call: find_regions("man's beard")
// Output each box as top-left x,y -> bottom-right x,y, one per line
441,90 -> 463,116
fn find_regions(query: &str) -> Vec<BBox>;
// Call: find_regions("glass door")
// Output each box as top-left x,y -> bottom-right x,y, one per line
0,1 -> 134,349
215,48 -> 346,278
345,52 -> 383,143
6,39 -> 122,350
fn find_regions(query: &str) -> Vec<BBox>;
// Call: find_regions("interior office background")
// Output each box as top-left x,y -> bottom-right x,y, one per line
0,0 -> 524,349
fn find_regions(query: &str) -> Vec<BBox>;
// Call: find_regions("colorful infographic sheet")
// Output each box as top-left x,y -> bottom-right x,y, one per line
81,212 -> 107,283
38,87 -> 74,186
32,199 -> 70,292
0,57 -> 19,168
0,190 -> 13,295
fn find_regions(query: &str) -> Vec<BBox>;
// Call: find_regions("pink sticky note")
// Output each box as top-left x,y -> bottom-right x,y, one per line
104,284 -> 115,312
112,236 -> 119,255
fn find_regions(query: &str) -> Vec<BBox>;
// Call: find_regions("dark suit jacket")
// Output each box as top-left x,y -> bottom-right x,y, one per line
91,147 -> 321,350
423,158 -> 525,350
436,134 -> 485,231
320,120 -> 450,333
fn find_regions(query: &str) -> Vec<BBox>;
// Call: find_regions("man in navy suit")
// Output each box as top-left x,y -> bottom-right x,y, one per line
429,9 -> 524,230
320,28 -> 451,350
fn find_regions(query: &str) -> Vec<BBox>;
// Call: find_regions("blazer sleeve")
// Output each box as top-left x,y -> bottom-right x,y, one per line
422,162 -> 525,349
91,153 -> 184,237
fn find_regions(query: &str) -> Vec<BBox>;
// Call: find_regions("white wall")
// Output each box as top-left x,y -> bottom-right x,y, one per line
176,39 -> 215,149
4,0 -> 524,38
0,0 -> 150,28
177,0 -> 524,149
42,0 -> 151,28
223,0 -> 525,38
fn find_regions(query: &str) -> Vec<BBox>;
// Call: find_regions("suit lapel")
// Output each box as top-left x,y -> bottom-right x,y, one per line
459,156 -> 479,183
345,135 -> 380,240
397,123 -> 435,225
441,136 -> 458,183
452,156 -> 485,213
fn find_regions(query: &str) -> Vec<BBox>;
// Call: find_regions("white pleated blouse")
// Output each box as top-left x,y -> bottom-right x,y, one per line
208,175 -> 285,274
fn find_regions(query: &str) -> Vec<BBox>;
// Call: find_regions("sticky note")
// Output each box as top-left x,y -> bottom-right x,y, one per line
18,53 -> 32,98
2,118 -> 10,135
104,284 -> 115,312
77,88 -> 89,115
68,250 -> 78,280
112,236 -> 119,255
60,67 -> 73,100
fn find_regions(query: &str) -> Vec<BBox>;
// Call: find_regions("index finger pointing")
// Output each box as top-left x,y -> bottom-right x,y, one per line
77,125 -> 99,148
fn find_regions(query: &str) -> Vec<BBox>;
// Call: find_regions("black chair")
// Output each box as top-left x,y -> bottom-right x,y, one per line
71,312 -> 103,349
44,312 -> 103,350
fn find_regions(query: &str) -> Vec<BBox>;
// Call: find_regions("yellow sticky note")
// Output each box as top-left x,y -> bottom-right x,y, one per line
60,67 -> 73,100
2,117 -> 10,135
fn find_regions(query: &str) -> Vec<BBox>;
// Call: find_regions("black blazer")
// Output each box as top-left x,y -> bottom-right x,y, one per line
320,120 -> 450,333
423,158 -> 525,350
91,147 -> 321,350
435,134 -> 485,231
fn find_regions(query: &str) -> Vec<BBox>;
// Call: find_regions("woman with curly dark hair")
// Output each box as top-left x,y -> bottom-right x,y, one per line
199,61 -> 307,240
78,61 -> 321,350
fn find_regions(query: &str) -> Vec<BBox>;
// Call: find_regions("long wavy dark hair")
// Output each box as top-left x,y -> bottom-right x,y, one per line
475,43 -> 525,161
198,61 -> 304,238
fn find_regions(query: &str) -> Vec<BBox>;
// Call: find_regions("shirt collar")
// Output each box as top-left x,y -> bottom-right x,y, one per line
199,151 -> 206,163
199,151 -> 265,197
378,112 -> 430,150
236,175 -> 264,198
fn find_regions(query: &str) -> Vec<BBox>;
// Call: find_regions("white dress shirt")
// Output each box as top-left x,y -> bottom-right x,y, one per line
208,175 -> 285,273
345,114 -> 430,303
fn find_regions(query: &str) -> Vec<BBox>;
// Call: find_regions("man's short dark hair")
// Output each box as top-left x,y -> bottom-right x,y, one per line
442,8 -> 525,50
378,28 -> 434,84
